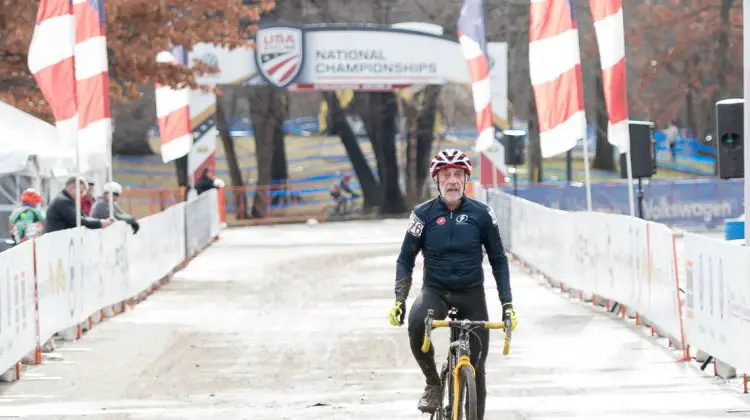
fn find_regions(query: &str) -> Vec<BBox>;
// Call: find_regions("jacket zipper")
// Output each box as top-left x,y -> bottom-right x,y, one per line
449,211 -> 455,279
449,211 -> 454,244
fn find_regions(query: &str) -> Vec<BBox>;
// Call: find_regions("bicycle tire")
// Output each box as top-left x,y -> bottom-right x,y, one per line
455,365 -> 478,420
433,363 -> 450,420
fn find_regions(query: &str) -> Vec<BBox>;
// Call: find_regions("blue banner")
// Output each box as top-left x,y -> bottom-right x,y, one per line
502,179 -> 743,229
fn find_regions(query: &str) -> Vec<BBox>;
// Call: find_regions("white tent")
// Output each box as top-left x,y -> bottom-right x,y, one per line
0,100 -> 75,177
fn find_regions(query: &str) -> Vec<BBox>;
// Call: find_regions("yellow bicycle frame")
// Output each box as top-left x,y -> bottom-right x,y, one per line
420,315 -> 511,420
452,355 -> 474,420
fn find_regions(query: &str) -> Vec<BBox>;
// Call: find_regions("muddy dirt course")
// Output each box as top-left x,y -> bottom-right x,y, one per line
0,220 -> 747,419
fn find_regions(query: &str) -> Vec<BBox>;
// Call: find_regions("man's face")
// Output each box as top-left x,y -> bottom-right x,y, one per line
437,167 -> 466,203
85,184 -> 94,197
67,181 -> 85,198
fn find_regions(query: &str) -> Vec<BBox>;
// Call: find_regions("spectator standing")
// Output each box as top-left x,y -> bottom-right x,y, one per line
195,168 -> 216,195
90,182 -> 140,234
80,179 -> 96,216
45,176 -> 113,233
665,120 -> 679,162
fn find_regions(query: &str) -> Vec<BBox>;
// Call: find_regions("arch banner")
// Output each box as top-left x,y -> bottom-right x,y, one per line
189,23 -> 507,121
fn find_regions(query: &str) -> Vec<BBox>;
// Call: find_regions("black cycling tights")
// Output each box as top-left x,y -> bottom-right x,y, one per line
407,286 -> 490,420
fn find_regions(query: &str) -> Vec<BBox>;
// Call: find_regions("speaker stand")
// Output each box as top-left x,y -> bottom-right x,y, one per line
636,177 -> 645,219
513,165 -> 518,196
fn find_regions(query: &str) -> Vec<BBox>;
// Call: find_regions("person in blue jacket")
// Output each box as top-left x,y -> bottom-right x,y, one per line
388,148 -> 518,418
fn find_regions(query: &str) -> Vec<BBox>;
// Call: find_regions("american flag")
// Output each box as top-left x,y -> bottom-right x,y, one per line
457,0 -> 506,185
529,0 -> 587,158
155,46 -> 193,163
589,0 -> 630,153
187,91 -> 218,183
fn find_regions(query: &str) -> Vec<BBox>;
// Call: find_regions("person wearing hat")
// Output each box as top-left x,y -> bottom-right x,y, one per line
8,188 -> 45,244
45,176 -> 114,233
90,181 -> 140,234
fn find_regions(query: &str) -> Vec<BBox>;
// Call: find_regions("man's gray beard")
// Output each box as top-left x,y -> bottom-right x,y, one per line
443,191 -> 462,203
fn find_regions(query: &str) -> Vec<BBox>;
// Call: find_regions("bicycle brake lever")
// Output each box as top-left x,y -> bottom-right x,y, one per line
504,318 -> 512,340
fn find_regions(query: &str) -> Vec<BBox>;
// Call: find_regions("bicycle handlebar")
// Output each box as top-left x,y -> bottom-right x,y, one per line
430,320 -> 506,329
421,309 -> 512,356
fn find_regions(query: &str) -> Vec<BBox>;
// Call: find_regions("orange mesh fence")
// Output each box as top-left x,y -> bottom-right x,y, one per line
118,179 -> 345,224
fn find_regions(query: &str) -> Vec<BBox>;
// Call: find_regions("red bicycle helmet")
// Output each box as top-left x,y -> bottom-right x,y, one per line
429,148 -> 473,178
21,188 -> 42,206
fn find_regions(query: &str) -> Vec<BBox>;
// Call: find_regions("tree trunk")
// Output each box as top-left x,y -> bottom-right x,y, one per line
360,92 -> 406,214
592,74 -> 615,171
270,97 -> 289,181
323,91 -> 381,210
527,94 -> 543,183
685,88 -> 696,138
405,86 -> 441,204
716,0 -> 731,98
377,92 -> 407,214
215,96 -> 247,218
401,95 -> 421,207
174,155 -> 188,188
416,86 -> 440,201
248,86 -> 285,218
357,93 -> 385,181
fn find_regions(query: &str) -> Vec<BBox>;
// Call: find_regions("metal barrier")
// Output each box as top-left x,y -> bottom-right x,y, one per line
119,179 -> 353,225
118,188 -> 184,219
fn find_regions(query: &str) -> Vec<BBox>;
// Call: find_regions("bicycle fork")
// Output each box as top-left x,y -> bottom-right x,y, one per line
438,333 -> 475,420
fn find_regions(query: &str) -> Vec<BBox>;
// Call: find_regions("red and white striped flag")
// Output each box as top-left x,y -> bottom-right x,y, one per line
27,0 -> 78,151
529,0 -> 587,158
155,48 -> 192,163
589,0 -> 630,153
73,0 -> 111,168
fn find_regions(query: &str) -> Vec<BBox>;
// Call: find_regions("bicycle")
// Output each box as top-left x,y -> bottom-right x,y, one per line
322,195 -> 362,219
421,307 -> 512,420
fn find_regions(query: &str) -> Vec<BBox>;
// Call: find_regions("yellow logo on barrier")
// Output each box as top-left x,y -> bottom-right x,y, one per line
47,259 -> 66,295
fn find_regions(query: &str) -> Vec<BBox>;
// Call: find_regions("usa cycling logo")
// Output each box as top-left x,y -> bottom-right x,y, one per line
255,26 -> 305,88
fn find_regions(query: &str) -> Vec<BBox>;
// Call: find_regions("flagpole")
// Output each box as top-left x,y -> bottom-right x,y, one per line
108,131 -> 114,219
75,133 -> 81,227
625,147 -> 636,217
745,0 -> 750,241
581,137 -> 593,211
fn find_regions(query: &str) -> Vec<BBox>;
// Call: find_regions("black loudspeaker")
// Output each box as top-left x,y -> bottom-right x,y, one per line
503,130 -> 526,166
716,99 -> 744,179
620,121 -> 656,179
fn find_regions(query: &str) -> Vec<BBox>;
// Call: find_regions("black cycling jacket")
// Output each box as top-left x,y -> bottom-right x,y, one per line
395,196 -> 512,304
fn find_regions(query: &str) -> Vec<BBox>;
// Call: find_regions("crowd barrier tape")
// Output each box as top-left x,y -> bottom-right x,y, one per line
485,189 -> 749,392
0,189 -> 221,381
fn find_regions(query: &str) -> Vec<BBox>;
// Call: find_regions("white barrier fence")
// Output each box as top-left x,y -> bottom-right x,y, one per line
683,233 -> 750,376
0,189 -> 221,381
486,189 -> 749,390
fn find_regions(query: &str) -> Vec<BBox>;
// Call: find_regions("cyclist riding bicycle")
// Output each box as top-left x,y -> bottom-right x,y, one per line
329,174 -> 359,215
9,188 -> 45,244
388,148 -> 518,419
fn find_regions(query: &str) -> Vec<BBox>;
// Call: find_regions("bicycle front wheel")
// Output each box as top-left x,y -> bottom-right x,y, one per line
453,365 -> 477,420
